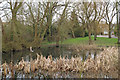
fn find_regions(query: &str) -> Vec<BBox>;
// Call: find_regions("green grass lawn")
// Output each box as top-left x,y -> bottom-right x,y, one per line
43,36 -> 118,47
94,37 -> 118,46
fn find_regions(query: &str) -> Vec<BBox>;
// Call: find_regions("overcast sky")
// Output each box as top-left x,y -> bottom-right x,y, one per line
0,1 -> 117,24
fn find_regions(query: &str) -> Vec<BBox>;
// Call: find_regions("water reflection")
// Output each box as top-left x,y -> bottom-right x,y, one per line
2,46 -> 101,63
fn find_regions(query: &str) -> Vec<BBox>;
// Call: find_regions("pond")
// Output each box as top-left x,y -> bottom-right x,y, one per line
2,45 -> 101,64
1,45 -> 116,78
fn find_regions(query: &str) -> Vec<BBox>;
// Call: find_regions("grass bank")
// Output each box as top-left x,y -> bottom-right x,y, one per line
3,36 -> 118,52
43,36 -> 118,47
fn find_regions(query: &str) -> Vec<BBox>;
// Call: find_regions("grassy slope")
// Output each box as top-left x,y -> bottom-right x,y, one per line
43,36 -> 118,46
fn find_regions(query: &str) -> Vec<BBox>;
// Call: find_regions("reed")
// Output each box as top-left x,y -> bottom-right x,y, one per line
1,47 -> 118,78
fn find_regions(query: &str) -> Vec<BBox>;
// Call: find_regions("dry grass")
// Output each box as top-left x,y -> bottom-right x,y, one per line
68,44 -> 102,52
1,47 -> 118,78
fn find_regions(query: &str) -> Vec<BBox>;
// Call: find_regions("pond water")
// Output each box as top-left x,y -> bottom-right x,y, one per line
2,45 -> 101,64
2,45 -> 115,78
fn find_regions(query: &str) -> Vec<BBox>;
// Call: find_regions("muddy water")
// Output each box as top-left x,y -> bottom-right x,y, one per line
2,46 -> 115,78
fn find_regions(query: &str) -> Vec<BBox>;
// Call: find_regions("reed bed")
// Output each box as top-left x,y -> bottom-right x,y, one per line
0,47 -> 118,78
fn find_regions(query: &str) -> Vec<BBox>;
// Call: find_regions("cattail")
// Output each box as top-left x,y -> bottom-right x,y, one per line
18,57 -> 25,70
24,63 -> 30,74
9,61 -> 14,78
36,53 -> 40,61
2,61 -> 9,77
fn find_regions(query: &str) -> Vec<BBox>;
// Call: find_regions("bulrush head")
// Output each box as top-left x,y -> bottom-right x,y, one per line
2,61 -> 9,77
36,53 -> 40,61
31,59 -> 38,72
14,64 -> 18,70
71,56 -> 75,63
24,62 -> 30,74
40,55 -> 43,60
9,61 -> 13,69
1,47 -> 118,76
43,56 -> 47,62
49,55 -> 52,61
59,55 -> 62,60
18,57 -> 25,71
2,61 -> 7,68
34,59 -> 39,69
62,56 -> 66,62
30,60 -> 35,72
30,57 -> 33,63
0,64 -> 1,69
9,61 -> 14,78
21,57 -> 25,63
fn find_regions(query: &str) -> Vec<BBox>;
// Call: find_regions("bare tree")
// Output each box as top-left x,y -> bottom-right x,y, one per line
8,0 -> 24,41
69,9 -> 79,38
104,2 -> 117,38
55,2 -> 69,47
26,2 -> 59,47
77,2 -> 95,45
92,2 -> 105,40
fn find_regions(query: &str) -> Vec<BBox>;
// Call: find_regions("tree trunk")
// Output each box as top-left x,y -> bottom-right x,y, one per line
88,29 -> 92,45
87,24 -> 92,45
11,10 -> 17,41
0,18 -> 4,35
94,25 -> 97,41
55,3 -> 68,47
118,22 -> 120,44
118,5 -> 120,44
34,26 -> 48,47
82,32 -> 85,37
118,24 -> 120,44
108,23 -> 112,38
56,35 -> 59,47
11,21 -> 14,41
33,23 -> 37,44
0,18 -> 2,52
48,7 -> 52,37
48,10 -> 52,39
82,27 -> 85,37
71,30 -> 75,38
118,3 -> 120,79
94,33 -> 97,41
33,24 -> 35,38
56,26 -> 60,47
34,23 -> 37,39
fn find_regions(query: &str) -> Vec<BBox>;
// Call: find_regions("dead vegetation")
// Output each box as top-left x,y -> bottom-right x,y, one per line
68,44 -> 103,52
0,47 -> 118,78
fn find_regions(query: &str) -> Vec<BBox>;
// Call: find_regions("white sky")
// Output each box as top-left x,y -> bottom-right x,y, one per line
0,1 -> 117,24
